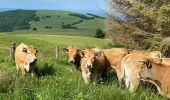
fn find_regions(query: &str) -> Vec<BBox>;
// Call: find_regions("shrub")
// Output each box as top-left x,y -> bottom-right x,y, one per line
94,29 -> 105,39
61,24 -> 78,29
33,17 -> 40,22
33,27 -> 37,31
45,26 -> 52,29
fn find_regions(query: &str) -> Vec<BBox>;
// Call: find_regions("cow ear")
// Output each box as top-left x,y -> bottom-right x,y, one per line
138,60 -> 152,69
22,47 -> 27,53
35,48 -> 39,53
63,48 -> 68,53
77,49 -> 84,58
95,51 -> 102,58
146,62 -> 152,68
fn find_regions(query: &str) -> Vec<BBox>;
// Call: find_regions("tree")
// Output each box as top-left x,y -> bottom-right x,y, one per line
105,0 -> 169,50
94,29 -> 105,39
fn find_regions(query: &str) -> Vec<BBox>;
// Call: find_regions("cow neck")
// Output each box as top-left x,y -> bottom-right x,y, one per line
150,63 -> 166,89
74,54 -> 81,69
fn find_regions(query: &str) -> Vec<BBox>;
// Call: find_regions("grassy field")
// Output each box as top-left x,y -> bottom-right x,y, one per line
0,33 -> 167,100
28,10 -> 104,37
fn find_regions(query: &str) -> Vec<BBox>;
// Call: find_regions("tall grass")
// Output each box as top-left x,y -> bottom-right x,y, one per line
0,34 -> 167,100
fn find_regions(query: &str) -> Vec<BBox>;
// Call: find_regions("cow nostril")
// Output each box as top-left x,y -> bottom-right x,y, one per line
34,58 -> 37,62
69,60 -> 74,63
87,65 -> 92,68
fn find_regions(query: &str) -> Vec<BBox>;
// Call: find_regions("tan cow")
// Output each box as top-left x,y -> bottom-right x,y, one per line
14,43 -> 38,76
102,48 -> 129,85
63,45 -> 82,70
78,48 -> 111,84
120,52 -> 162,92
138,58 -> 170,99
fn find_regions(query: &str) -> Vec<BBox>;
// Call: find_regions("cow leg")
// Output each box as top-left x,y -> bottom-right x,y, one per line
24,64 -> 30,72
31,67 -> 36,77
16,64 -> 19,75
93,72 -> 101,84
115,67 -> 122,86
21,67 -> 26,75
129,78 -> 139,92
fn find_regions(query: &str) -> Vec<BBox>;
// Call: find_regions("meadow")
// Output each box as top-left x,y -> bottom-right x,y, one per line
0,33 -> 167,100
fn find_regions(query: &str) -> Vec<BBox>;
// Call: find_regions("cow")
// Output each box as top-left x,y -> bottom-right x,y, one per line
120,51 -> 162,92
78,48 -> 111,84
63,45 -> 82,70
102,48 -> 129,85
138,57 -> 170,99
14,43 -> 38,76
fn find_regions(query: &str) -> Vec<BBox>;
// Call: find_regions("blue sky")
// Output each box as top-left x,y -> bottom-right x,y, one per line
0,0 -> 107,11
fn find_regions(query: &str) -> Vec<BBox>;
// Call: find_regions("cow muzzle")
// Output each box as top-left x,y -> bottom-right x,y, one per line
30,58 -> 37,65
86,64 -> 93,72
68,59 -> 74,63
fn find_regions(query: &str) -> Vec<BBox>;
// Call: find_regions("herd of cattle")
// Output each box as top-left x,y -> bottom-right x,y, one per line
12,43 -> 170,99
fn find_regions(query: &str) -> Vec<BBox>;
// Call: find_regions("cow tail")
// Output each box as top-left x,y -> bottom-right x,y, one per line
120,57 -> 126,88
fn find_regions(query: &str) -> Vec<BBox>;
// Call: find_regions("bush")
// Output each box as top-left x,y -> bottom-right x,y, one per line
61,24 -> 78,29
33,27 -> 37,31
33,17 -> 40,22
45,26 -> 52,29
45,16 -> 51,18
94,29 -> 105,39
69,13 -> 94,20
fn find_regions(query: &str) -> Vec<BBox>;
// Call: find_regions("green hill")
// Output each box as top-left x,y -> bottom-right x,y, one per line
0,10 -> 104,37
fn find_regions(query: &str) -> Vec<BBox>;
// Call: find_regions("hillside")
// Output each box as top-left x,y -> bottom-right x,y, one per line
0,10 -> 104,37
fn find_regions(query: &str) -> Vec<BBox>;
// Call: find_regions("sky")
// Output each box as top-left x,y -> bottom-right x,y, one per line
0,0 -> 107,11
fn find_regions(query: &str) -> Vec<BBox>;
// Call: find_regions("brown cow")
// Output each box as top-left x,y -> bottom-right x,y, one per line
14,43 -> 38,76
120,52 -> 162,92
138,58 -> 170,99
63,45 -> 81,70
78,48 -> 110,84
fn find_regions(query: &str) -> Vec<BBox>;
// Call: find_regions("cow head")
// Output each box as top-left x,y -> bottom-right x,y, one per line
21,43 -> 38,64
138,57 -> 162,80
78,48 -> 102,70
63,45 -> 80,63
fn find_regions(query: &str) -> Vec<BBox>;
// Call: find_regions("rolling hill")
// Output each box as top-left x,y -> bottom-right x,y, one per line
0,10 -> 104,37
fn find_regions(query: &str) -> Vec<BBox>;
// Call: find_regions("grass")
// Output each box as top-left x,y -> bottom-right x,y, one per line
0,33 -> 167,100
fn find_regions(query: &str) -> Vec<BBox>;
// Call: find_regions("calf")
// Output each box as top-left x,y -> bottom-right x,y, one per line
14,43 -> 38,76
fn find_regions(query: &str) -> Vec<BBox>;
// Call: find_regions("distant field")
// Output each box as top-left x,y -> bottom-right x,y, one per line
15,34 -> 111,48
